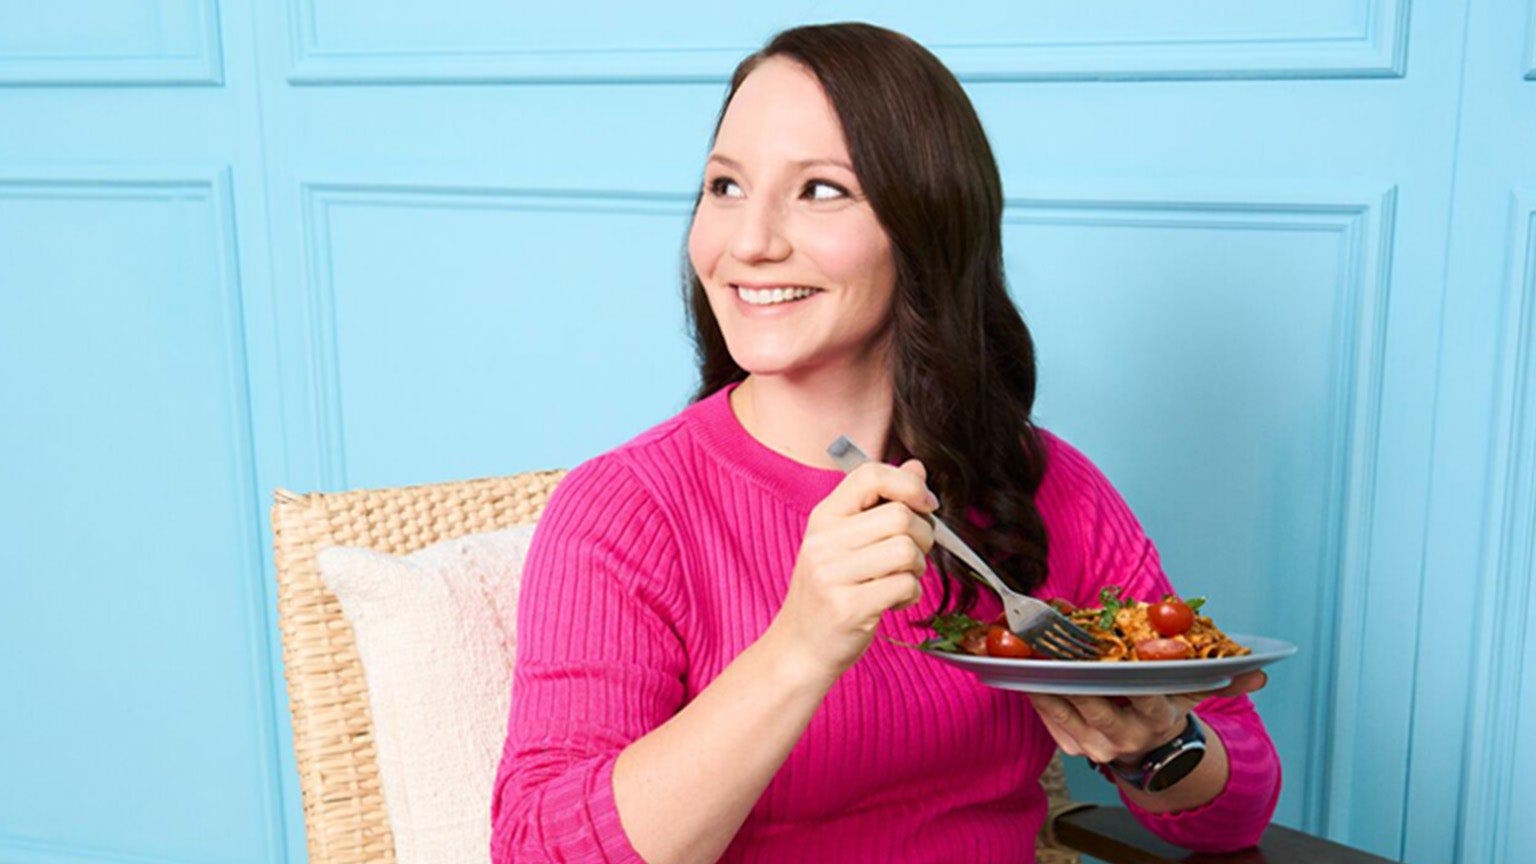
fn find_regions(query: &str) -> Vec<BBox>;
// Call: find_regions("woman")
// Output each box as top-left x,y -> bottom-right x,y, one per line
492,22 -> 1279,864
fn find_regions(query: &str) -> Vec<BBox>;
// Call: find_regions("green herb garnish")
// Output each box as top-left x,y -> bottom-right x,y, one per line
921,612 -> 986,652
1097,585 -> 1127,630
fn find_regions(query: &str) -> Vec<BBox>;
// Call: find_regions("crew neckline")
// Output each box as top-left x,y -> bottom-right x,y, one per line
689,380 -> 872,511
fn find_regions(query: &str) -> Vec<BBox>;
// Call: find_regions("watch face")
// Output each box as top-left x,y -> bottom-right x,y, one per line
1147,746 -> 1205,792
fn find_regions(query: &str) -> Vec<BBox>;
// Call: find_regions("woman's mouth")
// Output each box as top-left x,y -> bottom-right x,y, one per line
732,284 -> 822,307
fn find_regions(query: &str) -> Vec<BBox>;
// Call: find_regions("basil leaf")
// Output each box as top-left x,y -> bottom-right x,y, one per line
925,612 -> 986,652
1095,585 -> 1125,629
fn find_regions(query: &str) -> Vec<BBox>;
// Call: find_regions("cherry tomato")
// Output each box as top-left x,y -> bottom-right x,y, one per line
1148,596 -> 1195,637
986,625 -> 1033,659
1135,637 -> 1194,661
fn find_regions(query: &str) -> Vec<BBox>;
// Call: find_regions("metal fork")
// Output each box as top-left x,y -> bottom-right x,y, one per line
826,436 -> 1100,660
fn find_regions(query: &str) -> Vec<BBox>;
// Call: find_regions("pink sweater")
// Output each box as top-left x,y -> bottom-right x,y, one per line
491,382 -> 1280,862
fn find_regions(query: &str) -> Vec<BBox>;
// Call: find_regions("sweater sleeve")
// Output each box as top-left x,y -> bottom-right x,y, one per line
489,454 -> 688,864
1037,430 -> 1282,852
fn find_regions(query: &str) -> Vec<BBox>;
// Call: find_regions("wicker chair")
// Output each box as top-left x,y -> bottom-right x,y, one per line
270,471 -> 1396,864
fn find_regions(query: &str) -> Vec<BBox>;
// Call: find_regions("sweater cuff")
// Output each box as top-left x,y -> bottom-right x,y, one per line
1118,710 -> 1281,852
493,754 -> 648,864
589,755 -> 648,864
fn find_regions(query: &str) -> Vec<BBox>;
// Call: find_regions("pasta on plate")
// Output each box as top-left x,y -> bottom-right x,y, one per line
921,586 -> 1250,662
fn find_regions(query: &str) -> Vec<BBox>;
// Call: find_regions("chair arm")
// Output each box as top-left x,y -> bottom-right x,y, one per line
1052,805 -> 1402,864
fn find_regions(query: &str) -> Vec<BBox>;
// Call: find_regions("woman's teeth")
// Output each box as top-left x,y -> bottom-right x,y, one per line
736,285 -> 818,306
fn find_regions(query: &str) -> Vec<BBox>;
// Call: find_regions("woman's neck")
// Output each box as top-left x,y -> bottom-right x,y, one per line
730,365 -> 895,472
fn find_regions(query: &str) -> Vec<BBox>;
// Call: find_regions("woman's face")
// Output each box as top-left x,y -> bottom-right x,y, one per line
688,56 -> 898,380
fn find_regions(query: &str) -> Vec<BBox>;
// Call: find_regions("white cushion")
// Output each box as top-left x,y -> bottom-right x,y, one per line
316,524 -> 536,864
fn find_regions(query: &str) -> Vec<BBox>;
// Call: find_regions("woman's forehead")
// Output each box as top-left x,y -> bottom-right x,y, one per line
715,57 -> 851,165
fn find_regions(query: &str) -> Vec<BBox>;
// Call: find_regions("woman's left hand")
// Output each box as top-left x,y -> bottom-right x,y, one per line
1027,671 -> 1267,767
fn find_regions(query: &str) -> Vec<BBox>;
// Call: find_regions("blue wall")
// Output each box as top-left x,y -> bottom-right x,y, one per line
1,1 -> 1532,862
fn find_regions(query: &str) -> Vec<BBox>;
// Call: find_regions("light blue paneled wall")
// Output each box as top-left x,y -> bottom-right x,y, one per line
0,1 -> 1531,863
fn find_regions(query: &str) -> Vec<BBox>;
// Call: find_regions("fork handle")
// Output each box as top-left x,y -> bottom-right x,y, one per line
927,519 -> 1015,599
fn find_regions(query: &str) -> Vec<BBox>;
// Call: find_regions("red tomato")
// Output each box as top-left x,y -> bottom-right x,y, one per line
1048,598 -> 1076,614
1135,638 -> 1194,661
986,625 -> 1034,659
1148,596 -> 1195,637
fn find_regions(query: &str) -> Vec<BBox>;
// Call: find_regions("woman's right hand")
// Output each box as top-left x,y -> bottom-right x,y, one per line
765,458 -> 939,683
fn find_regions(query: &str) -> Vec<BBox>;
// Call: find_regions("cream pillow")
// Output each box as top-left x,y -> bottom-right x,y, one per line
316,523 -> 536,864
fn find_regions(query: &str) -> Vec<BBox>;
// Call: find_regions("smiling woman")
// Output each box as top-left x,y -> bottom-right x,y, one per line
490,22 -> 1280,864
681,30 -> 1054,610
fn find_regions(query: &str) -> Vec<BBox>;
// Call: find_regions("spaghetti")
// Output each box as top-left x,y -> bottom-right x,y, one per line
1062,587 -> 1250,662
921,586 -> 1249,661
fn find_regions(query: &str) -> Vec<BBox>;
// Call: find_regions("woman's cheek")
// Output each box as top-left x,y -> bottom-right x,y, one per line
687,212 -> 726,279
806,216 -> 892,287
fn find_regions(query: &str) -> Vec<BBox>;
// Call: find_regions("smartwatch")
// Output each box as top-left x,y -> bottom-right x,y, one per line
1094,714 -> 1207,793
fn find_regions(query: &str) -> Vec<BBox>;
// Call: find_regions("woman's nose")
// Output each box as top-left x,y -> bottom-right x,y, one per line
729,197 -> 792,263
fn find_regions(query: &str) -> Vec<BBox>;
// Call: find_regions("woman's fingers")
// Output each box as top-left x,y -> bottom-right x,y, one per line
835,501 -> 935,555
1034,709 -> 1089,757
898,457 -> 927,482
770,456 -> 939,679
815,460 -> 938,523
1212,670 -> 1267,697
1131,670 -> 1267,716
1058,696 -> 1138,762
1033,693 -> 1196,763
855,571 -> 924,613
1126,693 -> 1194,724
1030,695 -> 1119,761
1065,695 -> 1129,733
833,534 -> 927,584
1126,670 -> 1269,722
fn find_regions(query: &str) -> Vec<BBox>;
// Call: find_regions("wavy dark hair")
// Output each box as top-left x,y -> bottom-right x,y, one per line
683,22 -> 1051,613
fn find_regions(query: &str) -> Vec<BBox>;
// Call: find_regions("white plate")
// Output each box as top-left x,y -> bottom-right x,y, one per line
919,634 -> 1297,695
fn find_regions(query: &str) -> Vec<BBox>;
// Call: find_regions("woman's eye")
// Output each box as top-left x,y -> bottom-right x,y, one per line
705,176 -> 847,201
804,180 -> 847,201
707,177 -> 743,198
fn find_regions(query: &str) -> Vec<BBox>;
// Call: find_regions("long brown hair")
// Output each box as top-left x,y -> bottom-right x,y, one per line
683,22 -> 1050,612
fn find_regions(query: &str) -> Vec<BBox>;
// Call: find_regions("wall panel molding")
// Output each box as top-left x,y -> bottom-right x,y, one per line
0,833 -> 193,864
296,182 -> 696,489
0,0 -> 223,86
0,167 -> 285,863
286,0 -> 1408,85
1458,194 -> 1536,864
1001,186 -> 1396,834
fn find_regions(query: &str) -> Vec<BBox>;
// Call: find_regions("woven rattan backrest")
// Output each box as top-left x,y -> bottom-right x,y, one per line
269,469 -> 1080,864
270,471 -> 566,864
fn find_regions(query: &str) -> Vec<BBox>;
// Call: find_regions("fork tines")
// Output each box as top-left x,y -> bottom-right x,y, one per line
1025,616 -> 1101,660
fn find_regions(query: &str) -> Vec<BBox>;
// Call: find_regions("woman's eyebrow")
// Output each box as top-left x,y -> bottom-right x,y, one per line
707,153 -> 855,172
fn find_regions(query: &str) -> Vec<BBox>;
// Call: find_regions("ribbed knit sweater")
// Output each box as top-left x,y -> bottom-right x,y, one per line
491,381 -> 1281,863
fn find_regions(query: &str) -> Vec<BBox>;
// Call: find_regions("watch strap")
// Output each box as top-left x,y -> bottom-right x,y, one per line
1094,714 -> 1207,793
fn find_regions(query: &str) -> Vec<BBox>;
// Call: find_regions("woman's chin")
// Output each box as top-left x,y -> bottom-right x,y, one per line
727,352 -> 818,378
722,338 -> 805,368
732,362 -> 802,379
725,339 -> 886,382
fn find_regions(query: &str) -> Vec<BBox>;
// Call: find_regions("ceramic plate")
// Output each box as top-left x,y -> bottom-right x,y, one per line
919,634 -> 1297,695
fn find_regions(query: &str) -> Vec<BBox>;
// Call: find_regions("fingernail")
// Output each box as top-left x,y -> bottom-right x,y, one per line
925,490 -> 940,510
